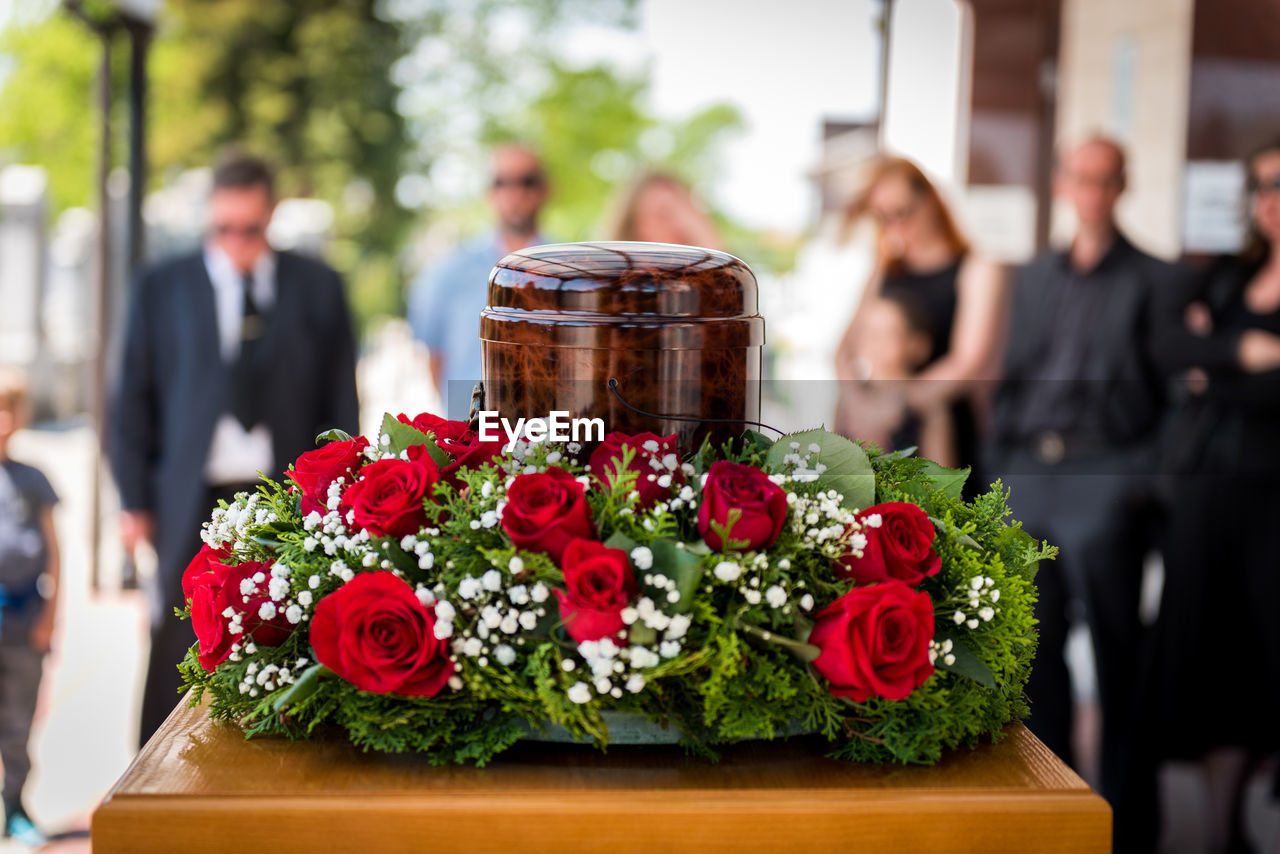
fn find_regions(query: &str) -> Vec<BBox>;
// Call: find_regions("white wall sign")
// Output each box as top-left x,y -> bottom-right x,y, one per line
1182,160 -> 1246,253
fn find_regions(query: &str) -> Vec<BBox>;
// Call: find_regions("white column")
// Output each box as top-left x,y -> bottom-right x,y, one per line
880,0 -> 975,189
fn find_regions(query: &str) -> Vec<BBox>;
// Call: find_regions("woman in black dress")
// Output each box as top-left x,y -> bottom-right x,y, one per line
1148,138 -> 1280,853
834,157 -> 1009,483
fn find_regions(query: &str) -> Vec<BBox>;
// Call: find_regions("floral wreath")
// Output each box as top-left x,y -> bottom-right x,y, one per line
179,412 -> 1051,765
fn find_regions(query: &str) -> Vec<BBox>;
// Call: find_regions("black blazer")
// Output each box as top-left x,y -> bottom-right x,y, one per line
994,234 -> 1182,448
107,249 -> 359,581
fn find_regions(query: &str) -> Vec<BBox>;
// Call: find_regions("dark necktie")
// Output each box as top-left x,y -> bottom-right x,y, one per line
229,272 -> 266,430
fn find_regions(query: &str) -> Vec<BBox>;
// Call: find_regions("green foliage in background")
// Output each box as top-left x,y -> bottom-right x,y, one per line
1,0 -> 787,337
0,9 -> 101,213
489,61 -> 745,244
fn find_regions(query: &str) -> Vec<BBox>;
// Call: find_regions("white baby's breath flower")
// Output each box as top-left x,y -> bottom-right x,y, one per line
567,682 -> 592,704
765,585 -> 787,609
458,577 -> 482,600
713,561 -> 742,582
630,547 -> 653,570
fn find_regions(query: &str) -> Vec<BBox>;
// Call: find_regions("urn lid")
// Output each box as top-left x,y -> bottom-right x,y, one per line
485,241 -> 760,320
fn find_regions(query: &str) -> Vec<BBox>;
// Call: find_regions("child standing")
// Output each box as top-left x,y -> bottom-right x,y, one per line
840,291 -> 958,467
0,367 -> 59,846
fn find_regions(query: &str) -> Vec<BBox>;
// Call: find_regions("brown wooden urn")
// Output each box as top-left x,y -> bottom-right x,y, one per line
479,242 -> 764,453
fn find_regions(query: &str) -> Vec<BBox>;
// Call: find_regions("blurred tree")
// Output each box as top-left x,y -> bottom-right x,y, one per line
0,0 -> 411,328
488,61 -> 745,245
1,0 -> 785,335
148,0 -> 411,325
0,9 -> 104,213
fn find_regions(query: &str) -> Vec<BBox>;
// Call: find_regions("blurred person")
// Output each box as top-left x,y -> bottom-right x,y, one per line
1144,137 -> 1280,853
987,136 -> 1179,850
0,368 -> 58,846
842,291 -> 956,467
834,157 -> 1008,479
109,151 -> 359,746
408,143 -> 550,412
601,170 -> 721,248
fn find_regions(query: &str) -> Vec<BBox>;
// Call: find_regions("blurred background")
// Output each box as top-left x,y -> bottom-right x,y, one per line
1,0 -> 1279,850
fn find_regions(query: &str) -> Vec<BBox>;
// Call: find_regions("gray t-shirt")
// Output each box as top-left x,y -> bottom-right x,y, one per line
0,459 -> 57,600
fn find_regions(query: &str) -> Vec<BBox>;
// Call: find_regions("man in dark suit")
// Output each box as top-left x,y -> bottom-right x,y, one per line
987,136 -> 1177,851
108,153 -> 359,745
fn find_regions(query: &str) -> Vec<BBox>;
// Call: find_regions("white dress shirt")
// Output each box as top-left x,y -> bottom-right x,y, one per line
202,245 -> 276,486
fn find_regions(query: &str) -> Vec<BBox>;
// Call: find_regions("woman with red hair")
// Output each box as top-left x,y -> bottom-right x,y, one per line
835,158 -> 1009,481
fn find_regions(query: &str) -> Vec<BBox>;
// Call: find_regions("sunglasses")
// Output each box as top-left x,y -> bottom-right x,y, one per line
491,172 -> 545,190
870,201 -> 918,227
1249,174 -> 1280,196
213,223 -> 267,239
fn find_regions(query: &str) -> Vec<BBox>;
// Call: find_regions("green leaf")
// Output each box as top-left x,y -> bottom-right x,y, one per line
379,413 -> 450,466
741,429 -> 776,455
880,445 -> 918,461
737,620 -> 821,664
930,517 -> 983,551
604,531 -> 638,552
315,428 -> 354,445
933,632 -> 996,689
648,539 -> 704,614
919,460 -> 970,500
683,540 -> 712,557
628,623 -> 658,645
272,663 -> 331,712
766,428 -> 875,510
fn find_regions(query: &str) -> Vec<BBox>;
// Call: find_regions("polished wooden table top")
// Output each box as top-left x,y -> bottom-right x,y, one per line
93,698 -> 1110,853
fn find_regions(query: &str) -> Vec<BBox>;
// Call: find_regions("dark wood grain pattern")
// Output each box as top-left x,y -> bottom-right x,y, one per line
480,242 -> 765,452
92,698 -> 1112,853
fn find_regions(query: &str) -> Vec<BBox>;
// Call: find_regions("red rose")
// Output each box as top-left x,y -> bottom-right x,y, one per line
184,551 -> 291,671
809,581 -> 936,702
219,562 -> 294,647
501,466 -> 595,561
182,543 -> 232,604
697,460 -> 788,552
589,431 -> 685,509
287,437 -> 369,516
343,446 -> 440,538
398,413 -> 502,486
554,539 -> 637,643
310,571 -> 455,697
836,502 -> 940,586
397,411 -> 451,436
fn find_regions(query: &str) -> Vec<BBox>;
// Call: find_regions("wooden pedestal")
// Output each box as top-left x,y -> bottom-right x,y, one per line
92,698 -> 1110,853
